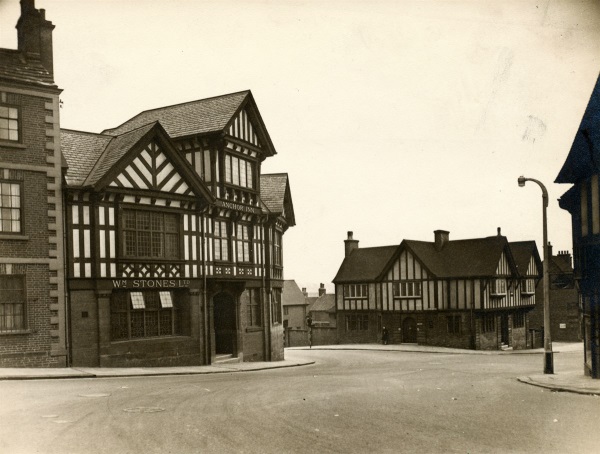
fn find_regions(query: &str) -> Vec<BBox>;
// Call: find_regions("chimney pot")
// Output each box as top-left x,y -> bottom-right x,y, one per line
497,227 -> 501,236
434,230 -> 449,251
344,230 -> 359,257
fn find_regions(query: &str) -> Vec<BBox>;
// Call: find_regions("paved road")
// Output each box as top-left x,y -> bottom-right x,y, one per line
1,348 -> 598,453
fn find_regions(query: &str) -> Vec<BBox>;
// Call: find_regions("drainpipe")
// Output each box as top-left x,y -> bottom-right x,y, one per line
202,213 -> 209,365
63,188 -> 71,366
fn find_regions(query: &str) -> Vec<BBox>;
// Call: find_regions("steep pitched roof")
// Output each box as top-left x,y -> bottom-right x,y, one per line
260,173 -> 295,226
61,129 -> 113,186
282,280 -> 308,307
404,236 -> 512,278
555,73 -> 600,184
84,123 -> 157,186
509,241 -> 542,278
333,246 -> 398,283
61,122 -> 213,201
310,294 -> 335,313
0,49 -> 56,88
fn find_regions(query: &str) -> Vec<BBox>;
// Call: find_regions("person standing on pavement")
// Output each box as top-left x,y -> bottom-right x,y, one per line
382,327 -> 389,345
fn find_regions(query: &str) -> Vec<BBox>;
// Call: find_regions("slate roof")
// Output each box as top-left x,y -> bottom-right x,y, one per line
509,241 -> 542,278
282,280 -> 308,307
61,129 -> 113,186
555,73 -> 600,183
84,123 -> 156,186
260,173 -> 295,225
404,236 -> 512,278
334,235 -> 540,283
102,91 -> 250,138
310,294 -> 335,313
333,246 -> 398,283
0,49 -> 56,88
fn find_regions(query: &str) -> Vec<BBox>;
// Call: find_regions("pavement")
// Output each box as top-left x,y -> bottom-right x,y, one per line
1,342 -> 598,396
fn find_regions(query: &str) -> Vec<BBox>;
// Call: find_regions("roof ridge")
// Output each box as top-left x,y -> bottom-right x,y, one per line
102,90 -> 250,133
61,128 -> 113,137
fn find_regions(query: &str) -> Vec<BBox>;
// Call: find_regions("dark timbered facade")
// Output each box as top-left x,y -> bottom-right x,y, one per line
556,73 -> 600,378
334,230 -> 541,350
61,92 -> 295,367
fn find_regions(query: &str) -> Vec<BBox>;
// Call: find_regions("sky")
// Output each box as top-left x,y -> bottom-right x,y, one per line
1,0 -> 599,295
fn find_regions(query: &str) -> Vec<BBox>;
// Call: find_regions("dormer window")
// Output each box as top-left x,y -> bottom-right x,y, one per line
490,278 -> 507,296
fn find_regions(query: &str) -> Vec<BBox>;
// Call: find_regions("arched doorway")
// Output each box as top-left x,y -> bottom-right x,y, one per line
402,317 -> 417,343
213,292 -> 237,355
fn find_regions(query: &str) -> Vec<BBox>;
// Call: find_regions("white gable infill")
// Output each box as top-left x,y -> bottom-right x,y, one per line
227,108 -> 262,148
95,125 -> 214,202
109,140 -> 191,195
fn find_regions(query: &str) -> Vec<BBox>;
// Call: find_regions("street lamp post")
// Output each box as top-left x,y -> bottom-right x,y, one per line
518,176 -> 554,374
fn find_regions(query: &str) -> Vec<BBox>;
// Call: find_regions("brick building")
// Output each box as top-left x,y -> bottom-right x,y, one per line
0,0 -> 68,367
333,230 -> 542,350
528,247 -> 580,343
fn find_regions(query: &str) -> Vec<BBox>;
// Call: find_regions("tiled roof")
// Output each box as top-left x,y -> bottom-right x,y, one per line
333,246 -> 398,283
405,236 -> 510,278
310,294 -> 335,313
282,280 -> 308,307
61,129 -> 113,186
556,73 -> 600,183
510,241 -> 541,278
334,235 -> 534,283
102,91 -> 250,138
0,49 -> 56,88
84,123 -> 156,186
260,174 -> 287,213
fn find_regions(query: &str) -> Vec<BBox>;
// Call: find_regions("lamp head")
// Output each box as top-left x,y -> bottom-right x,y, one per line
518,176 -> 526,187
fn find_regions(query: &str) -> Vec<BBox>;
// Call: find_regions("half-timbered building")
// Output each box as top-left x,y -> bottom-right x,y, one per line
556,73 -> 600,378
61,91 -> 295,367
334,230 -> 542,350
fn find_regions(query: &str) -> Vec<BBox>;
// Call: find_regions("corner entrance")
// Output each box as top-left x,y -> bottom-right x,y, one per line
402,317 -> 417,343
214,292 -> 237,355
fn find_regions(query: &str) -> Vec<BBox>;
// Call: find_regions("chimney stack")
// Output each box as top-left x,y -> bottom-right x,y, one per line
301,287 -> 308,298
547,242 -> 553,258
344,231 -> 359,257
318,283 -> 326,296
497,227 -> 502,236
434,230 -> 449,251
17,0 -> 55,79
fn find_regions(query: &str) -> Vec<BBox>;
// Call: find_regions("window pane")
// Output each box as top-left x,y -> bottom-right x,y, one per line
232,157 -> 239,185
225,155 -> 231,183
159,291 -> 173,308
130,292 -> 145,309
247,163 -> 253,189
240,160 -> 247,187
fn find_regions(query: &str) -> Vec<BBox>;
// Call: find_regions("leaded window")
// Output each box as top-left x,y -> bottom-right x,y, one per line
346,313 -> 368,331
122,210 -> 179,259
110,291 -> 181,340
214,220 -> 229,261
393,281 -> 421,298
271,289 -> 282,324
490,278 -> 506,296
236,224 -> 251,262
0,105 -> 19,141
482,314 -> 495,333
521,279 -> 535,295
344,284 -> 368,299
224,154 -> 254,189
247,289 -> 261,327
273,231 -> 282,266
513,312 -> 525,328
0,275 -> 26,332
0,181 -> 21,233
